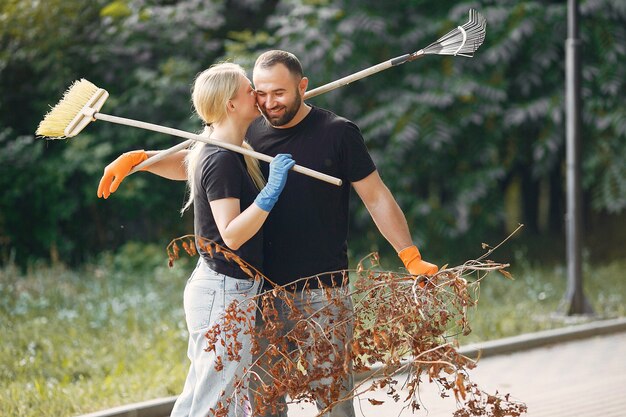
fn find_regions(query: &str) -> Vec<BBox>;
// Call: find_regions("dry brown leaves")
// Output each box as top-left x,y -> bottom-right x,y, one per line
167,235 -> 527,417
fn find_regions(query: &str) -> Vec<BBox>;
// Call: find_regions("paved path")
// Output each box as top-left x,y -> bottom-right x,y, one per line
77,319 -> 626,417
288,331 -> 626,417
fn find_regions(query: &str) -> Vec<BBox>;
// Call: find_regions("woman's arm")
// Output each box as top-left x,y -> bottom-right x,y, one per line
209,198 -> 269,250
207,153 -> 295,251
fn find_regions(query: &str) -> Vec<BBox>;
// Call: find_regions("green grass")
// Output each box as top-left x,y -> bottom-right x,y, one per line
460,254 -> 626,344
1,245 -> 624,417
0,243 -> 194,417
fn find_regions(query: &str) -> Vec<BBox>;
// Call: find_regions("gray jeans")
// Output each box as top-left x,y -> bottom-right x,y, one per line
249,287 -> 355,417
171,259 -> 260,417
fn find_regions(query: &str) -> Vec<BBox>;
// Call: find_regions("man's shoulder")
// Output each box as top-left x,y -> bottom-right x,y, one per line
310,106 -> 356,131
311,105 -> 349,123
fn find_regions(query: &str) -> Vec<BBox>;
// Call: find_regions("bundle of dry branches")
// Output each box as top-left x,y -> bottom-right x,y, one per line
167,235 -> 527,417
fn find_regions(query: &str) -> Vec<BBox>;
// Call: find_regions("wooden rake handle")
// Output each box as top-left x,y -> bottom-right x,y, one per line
132,50 -> 428,177
93,113 -> 342,186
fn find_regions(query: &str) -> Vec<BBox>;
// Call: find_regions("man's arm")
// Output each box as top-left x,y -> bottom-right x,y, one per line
353,170 -> 438,275
145,150 -> 188,180
97,149 -> 188,199
352,170 -> 413,252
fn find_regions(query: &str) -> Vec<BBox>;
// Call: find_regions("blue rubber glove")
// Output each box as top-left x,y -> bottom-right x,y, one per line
254,154 -> 296,212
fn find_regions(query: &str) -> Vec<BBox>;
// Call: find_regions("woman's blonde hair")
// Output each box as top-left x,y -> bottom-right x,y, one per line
182,63 -> 265,213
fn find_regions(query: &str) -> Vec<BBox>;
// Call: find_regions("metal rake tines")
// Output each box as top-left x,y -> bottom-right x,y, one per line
422,9 -> 487,57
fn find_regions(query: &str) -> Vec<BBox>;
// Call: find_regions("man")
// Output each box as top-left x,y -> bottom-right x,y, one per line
246,50 -> 437,417
97,50 -> 437,417
247,50 -> 436,288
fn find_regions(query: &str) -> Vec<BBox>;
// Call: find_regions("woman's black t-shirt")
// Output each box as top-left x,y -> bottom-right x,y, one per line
193,144 -> 263,279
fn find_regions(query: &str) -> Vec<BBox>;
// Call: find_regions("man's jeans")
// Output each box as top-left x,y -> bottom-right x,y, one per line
171,259 -> 260,417
249,287 -> 356,417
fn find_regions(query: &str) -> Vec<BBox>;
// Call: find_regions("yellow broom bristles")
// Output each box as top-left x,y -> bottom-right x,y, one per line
36,79 -> 100,138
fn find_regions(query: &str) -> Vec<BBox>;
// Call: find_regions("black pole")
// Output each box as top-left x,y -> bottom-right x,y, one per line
564,0 -> 593,315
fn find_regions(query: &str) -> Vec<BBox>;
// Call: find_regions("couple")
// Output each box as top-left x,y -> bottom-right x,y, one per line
97,50 -> 438,417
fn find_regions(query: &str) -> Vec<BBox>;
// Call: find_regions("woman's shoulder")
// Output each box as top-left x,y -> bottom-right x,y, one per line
199,146 -> 243,173
200,144 -> 238,160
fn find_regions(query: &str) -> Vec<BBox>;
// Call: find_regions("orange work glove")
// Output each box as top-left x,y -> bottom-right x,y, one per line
97,150 -> 148,199
398,245 -> 438,283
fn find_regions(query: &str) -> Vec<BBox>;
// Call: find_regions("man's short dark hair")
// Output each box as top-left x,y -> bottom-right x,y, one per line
254,50 -> 303,79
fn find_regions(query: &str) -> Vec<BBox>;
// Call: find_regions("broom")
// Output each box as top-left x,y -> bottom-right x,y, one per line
37,9 -> 486,182
35,79 -> 342,186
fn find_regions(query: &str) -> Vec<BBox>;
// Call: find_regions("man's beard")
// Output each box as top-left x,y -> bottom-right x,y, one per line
262,89 -> 301,127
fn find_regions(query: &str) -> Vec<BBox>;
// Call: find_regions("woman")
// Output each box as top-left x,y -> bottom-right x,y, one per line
97,62 -> 294,417
174,62 -> 295,417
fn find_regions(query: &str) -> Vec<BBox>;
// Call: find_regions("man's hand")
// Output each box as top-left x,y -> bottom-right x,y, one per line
97,150 -> 148,199
398,245 -> 438,276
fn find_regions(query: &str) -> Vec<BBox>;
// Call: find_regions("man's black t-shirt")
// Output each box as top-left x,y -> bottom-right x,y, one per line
193,144 -> 263,279
246,106 -> 376,286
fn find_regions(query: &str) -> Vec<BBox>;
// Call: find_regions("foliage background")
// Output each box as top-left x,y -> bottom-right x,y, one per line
1,0 -> 624,267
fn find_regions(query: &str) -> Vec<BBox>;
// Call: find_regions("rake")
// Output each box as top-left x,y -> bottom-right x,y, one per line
305,8 -> 486,98
128,9 -> 486,168
36,9 -> 486,183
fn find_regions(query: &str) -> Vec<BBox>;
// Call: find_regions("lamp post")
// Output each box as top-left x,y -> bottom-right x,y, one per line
564,0 -> 593,315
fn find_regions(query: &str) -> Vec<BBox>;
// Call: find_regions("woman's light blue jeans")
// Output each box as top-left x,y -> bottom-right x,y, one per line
170,259 -> 260,417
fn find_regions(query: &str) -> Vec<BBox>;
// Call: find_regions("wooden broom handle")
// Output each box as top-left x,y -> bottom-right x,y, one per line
93,113 -> 342,186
